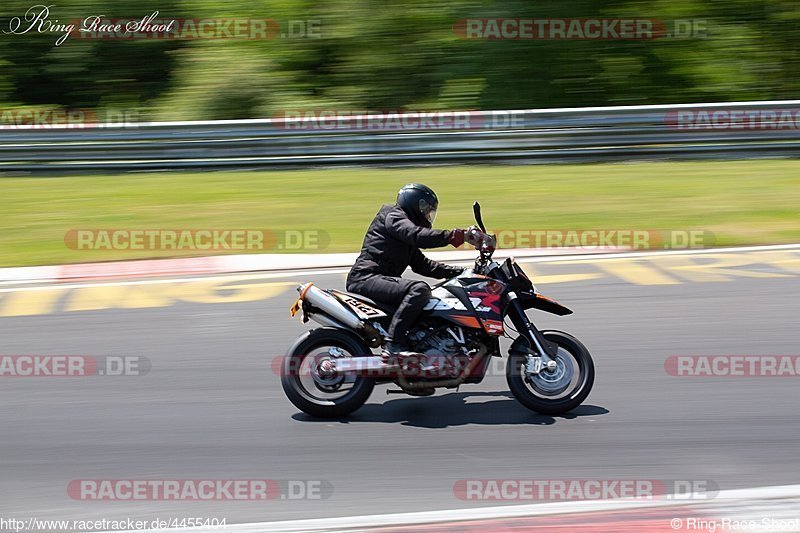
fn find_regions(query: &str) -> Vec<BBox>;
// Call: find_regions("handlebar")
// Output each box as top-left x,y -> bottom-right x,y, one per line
466,226 -> 496,275
466,226 -> 496,253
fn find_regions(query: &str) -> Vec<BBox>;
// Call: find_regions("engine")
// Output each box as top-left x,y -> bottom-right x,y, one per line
407,324 -> 475,379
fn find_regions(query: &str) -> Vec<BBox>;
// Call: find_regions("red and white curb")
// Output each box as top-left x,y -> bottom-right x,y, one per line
106,484 -> 800,532
0,247 -> 626,284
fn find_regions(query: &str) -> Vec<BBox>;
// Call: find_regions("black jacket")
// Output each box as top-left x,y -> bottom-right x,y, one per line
347,205 -> 462,284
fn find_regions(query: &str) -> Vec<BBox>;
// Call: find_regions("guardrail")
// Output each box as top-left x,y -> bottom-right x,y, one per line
2,100 -> 800,171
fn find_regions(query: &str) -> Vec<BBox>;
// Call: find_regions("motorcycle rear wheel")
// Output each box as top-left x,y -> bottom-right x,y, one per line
281,328 -> 375,418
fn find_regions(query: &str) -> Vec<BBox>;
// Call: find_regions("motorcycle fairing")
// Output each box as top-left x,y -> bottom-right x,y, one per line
422,279 -> 506,336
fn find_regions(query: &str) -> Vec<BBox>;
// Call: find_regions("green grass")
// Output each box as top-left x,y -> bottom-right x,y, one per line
1,161 -> 799,267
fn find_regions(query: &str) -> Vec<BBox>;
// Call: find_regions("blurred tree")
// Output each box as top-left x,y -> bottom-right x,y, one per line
0,0 -> 798,119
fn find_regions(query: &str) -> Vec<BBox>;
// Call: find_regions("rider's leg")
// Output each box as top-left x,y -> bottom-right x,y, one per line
347,275 -> 431,352
386,280 -> 431,350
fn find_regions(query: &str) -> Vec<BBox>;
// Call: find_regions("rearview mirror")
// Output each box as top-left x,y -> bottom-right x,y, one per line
473,201 -> 487,233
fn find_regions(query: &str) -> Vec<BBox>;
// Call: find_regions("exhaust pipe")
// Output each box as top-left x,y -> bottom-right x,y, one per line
298,283 -> 363,330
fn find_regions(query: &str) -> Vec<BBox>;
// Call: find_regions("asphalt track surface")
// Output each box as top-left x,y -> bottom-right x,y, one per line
1,247 -> 799,528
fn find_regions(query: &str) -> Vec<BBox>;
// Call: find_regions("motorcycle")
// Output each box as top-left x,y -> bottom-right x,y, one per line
281,202 -> 594,418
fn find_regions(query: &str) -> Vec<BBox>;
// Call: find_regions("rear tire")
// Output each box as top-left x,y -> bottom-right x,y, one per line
281,328 -> 375,418
506,330 -> 594,415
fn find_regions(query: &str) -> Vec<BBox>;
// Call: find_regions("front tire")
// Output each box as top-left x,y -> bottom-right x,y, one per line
281,328 -> 375,418
506,330 -> 594,415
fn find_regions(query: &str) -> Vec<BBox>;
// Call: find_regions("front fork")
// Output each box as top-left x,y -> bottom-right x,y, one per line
507,292 -> 559,374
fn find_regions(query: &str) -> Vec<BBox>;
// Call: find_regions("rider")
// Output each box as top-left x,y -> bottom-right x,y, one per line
346,184 -> 471,359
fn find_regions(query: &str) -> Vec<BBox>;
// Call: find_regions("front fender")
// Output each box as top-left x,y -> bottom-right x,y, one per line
519,291 -> 573,316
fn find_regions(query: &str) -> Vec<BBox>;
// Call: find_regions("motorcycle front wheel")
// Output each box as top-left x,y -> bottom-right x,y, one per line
506,330 -> 594,415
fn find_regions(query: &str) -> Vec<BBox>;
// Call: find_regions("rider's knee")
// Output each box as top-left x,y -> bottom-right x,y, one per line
407,281 -> 431,304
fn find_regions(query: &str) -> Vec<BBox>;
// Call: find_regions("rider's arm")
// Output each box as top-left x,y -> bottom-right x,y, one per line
409,249 -> 464,279
385,208 -> 453,248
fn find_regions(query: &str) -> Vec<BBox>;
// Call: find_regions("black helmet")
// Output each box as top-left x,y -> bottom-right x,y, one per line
397,183 -> 438,228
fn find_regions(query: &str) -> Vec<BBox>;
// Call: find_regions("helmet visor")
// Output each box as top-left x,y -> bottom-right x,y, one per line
419,198 -> 437,225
